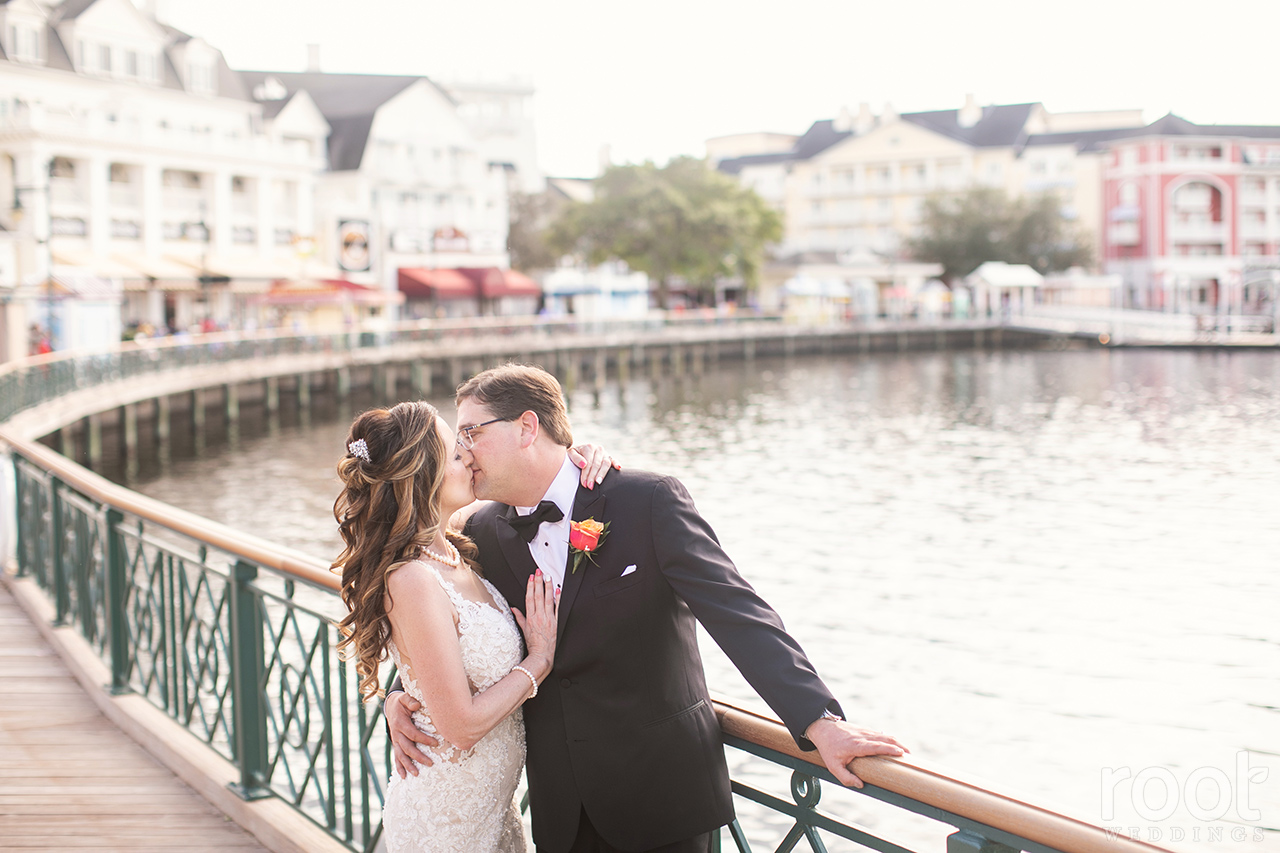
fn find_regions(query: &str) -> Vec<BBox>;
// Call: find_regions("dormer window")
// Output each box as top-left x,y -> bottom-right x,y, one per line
8,21 -> 44,63
187,60 -> 216,95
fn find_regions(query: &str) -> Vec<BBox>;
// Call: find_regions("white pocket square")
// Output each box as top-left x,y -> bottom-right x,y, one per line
620,564 -> 637,577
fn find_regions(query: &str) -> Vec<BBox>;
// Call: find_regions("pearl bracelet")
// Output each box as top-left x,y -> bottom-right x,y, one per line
512,665 -> 538,698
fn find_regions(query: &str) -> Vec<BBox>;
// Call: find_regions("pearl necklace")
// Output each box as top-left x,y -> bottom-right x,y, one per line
421,539 -> 462,570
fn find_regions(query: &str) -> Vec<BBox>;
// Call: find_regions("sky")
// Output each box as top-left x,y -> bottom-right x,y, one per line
156,0 -> 1280,179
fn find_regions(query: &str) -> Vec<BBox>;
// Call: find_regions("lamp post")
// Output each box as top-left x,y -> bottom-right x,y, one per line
11,157 -> 55,351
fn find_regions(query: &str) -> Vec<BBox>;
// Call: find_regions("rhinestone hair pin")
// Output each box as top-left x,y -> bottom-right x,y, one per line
348,438 -> 371,462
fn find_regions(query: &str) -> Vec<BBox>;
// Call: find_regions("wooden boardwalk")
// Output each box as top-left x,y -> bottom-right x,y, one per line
0,583 -> 269,852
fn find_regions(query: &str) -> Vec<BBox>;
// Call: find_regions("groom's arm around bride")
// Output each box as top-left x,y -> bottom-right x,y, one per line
388,363 -> 905,852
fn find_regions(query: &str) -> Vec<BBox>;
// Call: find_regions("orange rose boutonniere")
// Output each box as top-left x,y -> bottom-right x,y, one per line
568,517 -> 609,574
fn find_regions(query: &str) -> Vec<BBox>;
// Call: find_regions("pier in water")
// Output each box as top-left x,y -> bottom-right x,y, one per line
111,347 -> 1280,851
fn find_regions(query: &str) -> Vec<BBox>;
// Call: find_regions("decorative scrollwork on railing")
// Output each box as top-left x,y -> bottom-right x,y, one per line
5,437 -> 1176,853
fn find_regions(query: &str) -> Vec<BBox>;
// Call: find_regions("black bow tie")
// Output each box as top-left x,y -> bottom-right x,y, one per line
508,500 -> 565,543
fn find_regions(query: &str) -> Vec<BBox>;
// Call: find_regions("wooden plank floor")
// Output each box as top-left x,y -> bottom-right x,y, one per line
0,584 -> 269,852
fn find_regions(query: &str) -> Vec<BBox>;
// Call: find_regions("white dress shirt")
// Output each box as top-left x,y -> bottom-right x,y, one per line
514,454 -> 579,593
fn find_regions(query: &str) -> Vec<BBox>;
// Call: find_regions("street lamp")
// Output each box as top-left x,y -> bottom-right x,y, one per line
11,157 -> 55,351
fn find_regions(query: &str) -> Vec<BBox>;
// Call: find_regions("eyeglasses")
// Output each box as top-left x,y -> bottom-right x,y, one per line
456,417 -> 507,450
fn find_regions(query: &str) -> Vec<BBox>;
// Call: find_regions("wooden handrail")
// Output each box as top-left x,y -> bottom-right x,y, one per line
714,701 -> 1172,853
0,429 -> 338,592
1,426 -> 1174,853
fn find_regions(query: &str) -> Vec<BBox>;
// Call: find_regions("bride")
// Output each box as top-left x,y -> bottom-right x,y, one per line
332,401 -> 611,852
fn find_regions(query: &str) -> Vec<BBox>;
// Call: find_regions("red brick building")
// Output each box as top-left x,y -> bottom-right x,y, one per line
1100,115 -> 1280,315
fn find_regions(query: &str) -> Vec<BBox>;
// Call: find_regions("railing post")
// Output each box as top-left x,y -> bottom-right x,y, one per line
228,558 -> 271,800
104,507 -> 131,694
947,829 -> 1020,853
12,455 -> 27,578
50,480 -> 70,625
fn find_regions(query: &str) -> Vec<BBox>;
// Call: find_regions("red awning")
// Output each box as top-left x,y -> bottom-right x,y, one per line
255,278 -> 403,305
457,267 -> 542,299
398,268 -> 479,300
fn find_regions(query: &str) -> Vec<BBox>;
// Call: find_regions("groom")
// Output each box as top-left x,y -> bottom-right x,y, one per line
385,363 -> 905,853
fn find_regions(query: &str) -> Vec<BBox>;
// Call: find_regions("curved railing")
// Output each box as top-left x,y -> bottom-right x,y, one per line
0,313 -> 792,427
0,415 -> 1173,853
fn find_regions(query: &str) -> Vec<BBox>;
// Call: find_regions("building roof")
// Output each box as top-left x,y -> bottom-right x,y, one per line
51,0 -> 101,20
791,119 -> 854,159
158,22 -> 194,45
238,71 -> 430,119
546,177 -> 594,203
900,102 -> 1040,147
716,120 -> 852,175
238,71 -> 446,170
45,25 -> 73,72
1037,113 -> 1280,153
214,52 -> 249,100
716,105 -> 1040,177
720,104 -> 1280,178
258,93 -> 293,119
715,151 -> 793,176
968,261 -> 1044,287
325,114 -> 377,171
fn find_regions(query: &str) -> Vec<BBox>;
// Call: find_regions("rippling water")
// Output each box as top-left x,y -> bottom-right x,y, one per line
128,349 -> 1280,851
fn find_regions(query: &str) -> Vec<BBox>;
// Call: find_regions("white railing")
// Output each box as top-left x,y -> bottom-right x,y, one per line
1013,306 -> 1278,344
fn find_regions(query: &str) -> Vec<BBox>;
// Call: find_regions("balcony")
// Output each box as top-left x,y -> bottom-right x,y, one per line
1167,221 -> 1227,243
1239,220 -> 1272,241
109,185 -> 140,210
49,178 -> 86,206
161,187 -> 208,219
231,195 -> 255,219
1108,221 -> 1140,246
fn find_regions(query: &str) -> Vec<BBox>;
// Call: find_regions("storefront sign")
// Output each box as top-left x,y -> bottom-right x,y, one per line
432,226 -> 469,253
339,220 -> 371,271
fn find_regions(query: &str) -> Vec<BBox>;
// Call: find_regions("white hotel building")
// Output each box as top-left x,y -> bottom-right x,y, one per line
0,0 -> 533,360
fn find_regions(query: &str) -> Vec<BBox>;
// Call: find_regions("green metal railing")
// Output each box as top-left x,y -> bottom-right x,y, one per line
4,434 -> 1170,853
11,447 -> 391,850
0,313 -> 792,425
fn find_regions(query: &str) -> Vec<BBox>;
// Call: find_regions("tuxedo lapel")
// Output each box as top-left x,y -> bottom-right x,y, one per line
556,486 -> 606,637
495,504 -> 540,592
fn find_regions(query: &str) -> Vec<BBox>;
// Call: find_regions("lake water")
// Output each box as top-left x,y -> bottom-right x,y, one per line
127,348 -> 1280,851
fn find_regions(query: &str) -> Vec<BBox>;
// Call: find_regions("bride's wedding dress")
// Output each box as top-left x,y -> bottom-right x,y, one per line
383,565 -> 528,853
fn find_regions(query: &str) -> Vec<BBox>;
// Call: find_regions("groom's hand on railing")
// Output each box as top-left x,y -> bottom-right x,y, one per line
806,719 -> 909,789
386,692 -> 441,778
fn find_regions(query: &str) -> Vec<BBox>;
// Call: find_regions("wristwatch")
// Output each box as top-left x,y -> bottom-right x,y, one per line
804,708 -> 844,740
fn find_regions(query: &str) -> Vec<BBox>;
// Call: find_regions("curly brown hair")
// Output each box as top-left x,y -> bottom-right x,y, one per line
332,401 -> 479,701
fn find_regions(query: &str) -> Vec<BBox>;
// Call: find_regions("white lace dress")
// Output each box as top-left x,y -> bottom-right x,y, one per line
383,565 -> 528,853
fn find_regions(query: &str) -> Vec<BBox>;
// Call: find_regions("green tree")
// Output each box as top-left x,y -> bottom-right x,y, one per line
550,157 -> 782,308
507,191 -> 564,274
906,187 -> 1092,282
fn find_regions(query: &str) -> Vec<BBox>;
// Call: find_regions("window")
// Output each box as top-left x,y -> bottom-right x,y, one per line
8,23 -> 43,62
187,61 -> 215,94
126,50 -> 138,77
51,157 -> 76,179
99,44 -> 112,74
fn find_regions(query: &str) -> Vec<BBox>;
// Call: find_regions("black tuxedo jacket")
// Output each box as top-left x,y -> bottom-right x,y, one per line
465,468 -> 841,852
